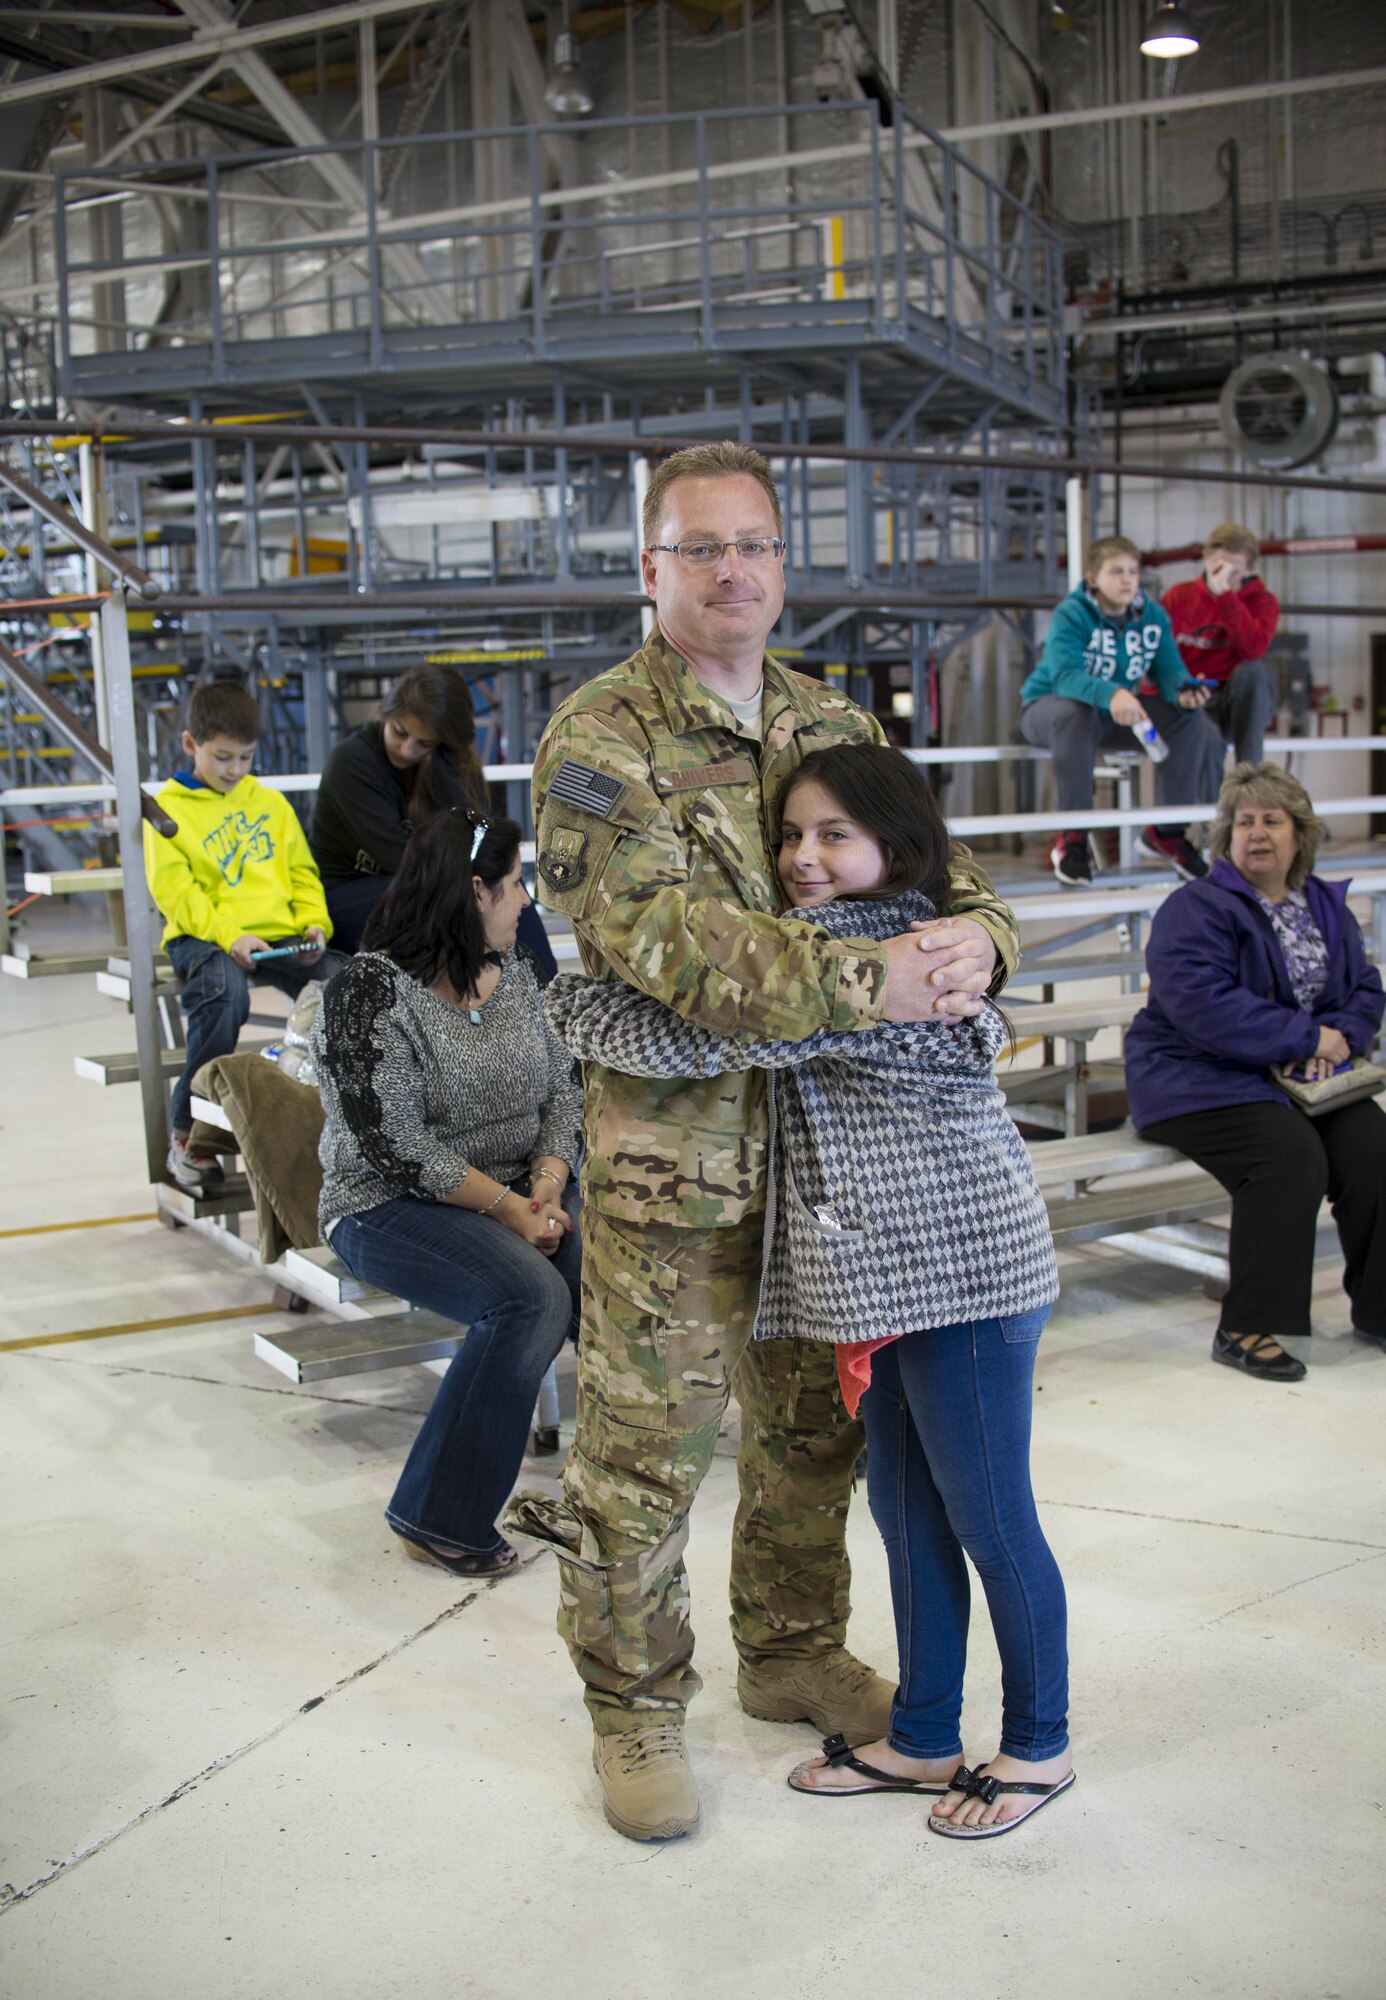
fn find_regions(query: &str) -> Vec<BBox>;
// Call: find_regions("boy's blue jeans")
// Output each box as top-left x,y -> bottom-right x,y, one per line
166,934 -> 348,1134
860,1312 -> 1070,1764
330,1184 -> 581,1555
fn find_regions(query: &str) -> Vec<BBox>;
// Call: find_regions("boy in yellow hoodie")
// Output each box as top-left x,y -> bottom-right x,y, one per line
145,681 -> 347,1190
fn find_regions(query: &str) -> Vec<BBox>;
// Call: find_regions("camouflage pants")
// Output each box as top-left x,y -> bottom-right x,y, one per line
504,1209 -> 864,1733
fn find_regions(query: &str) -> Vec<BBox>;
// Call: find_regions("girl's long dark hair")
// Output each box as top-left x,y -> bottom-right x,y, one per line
783,743 -> 955,916
786,742 -> 1015,1052
361,808 -> 521,996
382,663 -> 489,820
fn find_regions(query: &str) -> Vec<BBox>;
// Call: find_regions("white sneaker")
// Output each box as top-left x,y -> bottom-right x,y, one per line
167,1133 -> 225,1192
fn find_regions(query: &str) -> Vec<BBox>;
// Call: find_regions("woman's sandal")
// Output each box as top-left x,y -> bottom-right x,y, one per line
788,1732 -> 950,1798
393,1529 -> 520,1579
928,1763 -> 1076,1839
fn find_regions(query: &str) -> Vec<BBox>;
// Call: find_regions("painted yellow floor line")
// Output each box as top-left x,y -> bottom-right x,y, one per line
0,1302 -> 279,1354
0,1212 -> 157,1241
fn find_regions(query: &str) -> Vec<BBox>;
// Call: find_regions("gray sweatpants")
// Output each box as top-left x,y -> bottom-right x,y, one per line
1198,659 -> 1278,797
1018,691 -> 1207,816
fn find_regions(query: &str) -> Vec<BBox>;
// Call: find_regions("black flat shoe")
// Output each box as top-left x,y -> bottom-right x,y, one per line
393,1529 -> 520,1578
1212,1329 -> 1306,1382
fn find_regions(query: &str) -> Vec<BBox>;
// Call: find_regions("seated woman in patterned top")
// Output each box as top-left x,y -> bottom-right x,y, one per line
312,809 -> 582,1579
545,745 -> 1068,1841
1127,762 -> 1386,1382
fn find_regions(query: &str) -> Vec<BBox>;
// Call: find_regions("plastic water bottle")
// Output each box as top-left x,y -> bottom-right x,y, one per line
1134,719 -> 1169,763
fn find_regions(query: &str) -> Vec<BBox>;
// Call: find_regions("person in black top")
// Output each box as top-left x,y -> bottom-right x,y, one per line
310,663 -> 557,974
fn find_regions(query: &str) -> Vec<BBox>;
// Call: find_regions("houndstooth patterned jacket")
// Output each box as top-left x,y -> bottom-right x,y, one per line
547,889 -> 1058,1344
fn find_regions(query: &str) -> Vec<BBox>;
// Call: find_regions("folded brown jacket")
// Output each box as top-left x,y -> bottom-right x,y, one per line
191,1052 -> 325,1264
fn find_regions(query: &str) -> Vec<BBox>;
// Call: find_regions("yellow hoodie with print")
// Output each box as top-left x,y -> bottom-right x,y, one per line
143,772 -> 331,954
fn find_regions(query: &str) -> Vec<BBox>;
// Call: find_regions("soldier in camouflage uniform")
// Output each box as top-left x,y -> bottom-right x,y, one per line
503,443 -> 1019,1843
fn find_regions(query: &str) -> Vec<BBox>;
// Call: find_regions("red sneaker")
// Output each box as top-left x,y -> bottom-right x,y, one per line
1049,834 -> 1092,887
1136,827 -> 1209,881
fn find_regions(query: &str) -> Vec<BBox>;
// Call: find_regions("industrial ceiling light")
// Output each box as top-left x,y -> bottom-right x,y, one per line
544,6 -> 593,119
1140,4 -> 1199,57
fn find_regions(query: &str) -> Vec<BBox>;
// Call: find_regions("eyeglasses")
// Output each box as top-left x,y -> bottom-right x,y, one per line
646,536 -> 786,568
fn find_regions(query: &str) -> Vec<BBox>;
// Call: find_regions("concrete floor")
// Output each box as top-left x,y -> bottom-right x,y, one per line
2,901 -> 1385,2000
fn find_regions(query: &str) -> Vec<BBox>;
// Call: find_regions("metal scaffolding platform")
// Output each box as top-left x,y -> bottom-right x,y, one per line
54,104 -> 1066,434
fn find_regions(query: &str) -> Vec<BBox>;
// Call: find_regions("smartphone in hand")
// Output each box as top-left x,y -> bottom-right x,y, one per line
250,938 -> 309,962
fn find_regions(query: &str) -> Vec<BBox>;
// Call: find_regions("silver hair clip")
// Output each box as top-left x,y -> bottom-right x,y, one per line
469,817 -> 489,862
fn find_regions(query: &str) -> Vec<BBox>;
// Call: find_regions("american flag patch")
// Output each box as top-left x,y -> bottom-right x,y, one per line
548,759 -> 627,820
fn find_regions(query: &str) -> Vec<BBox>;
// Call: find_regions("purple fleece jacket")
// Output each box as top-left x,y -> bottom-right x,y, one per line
1125,858 -> 1384,1130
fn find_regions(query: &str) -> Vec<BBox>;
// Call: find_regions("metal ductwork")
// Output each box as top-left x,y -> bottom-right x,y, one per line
1217,352 -> 1341,469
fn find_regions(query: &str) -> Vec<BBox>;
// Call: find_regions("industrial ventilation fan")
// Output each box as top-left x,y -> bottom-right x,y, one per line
1218,352 -> 1340,470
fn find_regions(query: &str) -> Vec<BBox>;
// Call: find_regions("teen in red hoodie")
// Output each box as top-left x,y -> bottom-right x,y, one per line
1138,523 -> 1280,876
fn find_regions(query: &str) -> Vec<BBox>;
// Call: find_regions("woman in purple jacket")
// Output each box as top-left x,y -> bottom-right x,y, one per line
1126,763 -> 1386,1382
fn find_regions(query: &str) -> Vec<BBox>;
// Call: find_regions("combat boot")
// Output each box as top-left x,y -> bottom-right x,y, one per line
737,1648 -> 895,1744
592,1722 -> 700,1842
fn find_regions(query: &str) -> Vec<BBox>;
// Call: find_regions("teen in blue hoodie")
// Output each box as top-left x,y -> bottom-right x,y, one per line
1019,535 -> 1210,885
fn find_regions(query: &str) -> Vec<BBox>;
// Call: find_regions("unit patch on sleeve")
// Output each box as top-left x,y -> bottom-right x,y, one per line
547,759 -> 627,820
538,825 -> 589,893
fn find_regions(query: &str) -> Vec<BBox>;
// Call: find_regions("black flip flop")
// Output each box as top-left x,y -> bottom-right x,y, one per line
788,1732 -> 950,1797
928,1762 -> 1076,1838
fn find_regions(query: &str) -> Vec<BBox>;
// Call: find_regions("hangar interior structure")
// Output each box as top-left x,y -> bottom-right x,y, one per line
2,6 -> 1386,1997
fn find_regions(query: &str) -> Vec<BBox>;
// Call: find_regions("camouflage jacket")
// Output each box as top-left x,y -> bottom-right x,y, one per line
533,629 -> 1020,1228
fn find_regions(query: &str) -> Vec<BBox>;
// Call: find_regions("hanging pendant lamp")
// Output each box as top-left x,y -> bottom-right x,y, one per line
1140,4 -> 1200,58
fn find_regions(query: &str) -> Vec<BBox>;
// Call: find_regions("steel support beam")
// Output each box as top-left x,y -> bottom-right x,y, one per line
101,589 -> 171,1184
168,0 -> 451,325
0,458 -> 159,594
0,0 -> 449,108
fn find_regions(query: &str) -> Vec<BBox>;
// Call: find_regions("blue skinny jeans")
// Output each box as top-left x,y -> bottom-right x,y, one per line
860,1311 -> 1070,1764
166,933 -> 349,1135
330,1181 -> 581,1556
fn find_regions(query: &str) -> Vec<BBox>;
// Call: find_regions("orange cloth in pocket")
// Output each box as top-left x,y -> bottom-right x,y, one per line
835,1336 -> 900,1419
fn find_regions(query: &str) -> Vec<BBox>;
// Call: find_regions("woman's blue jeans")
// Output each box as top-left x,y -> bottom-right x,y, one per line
860,1311 -> 1069,1763
330,1181 -> 581,1557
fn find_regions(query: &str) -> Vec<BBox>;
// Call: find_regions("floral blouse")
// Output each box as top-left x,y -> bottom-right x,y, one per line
1255,887 -> 1329,1012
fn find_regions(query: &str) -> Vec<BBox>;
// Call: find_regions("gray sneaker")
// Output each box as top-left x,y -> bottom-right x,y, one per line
167,1133 -> 225,1192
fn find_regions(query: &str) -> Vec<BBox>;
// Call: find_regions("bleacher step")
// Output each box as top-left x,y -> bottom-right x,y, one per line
3,951 -> 111,979
254,1310 -> 463,1384
159,1178 -> 255,1221
75,1041 -> 269,1085
96,970 -> 181,1004
23,866 -> 124,895
1006,994 -> 1145,1037
1044,1171 -> 1226,1247
280,1243 -> 390,1308
1024,1129 -> 1184,1189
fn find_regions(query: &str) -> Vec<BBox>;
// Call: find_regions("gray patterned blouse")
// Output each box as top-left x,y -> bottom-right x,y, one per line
1255,888 -> 1329,1011
312,949 -> 581,1236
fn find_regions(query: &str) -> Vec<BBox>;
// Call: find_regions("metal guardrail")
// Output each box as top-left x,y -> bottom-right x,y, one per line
52,102 -> 1065,417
